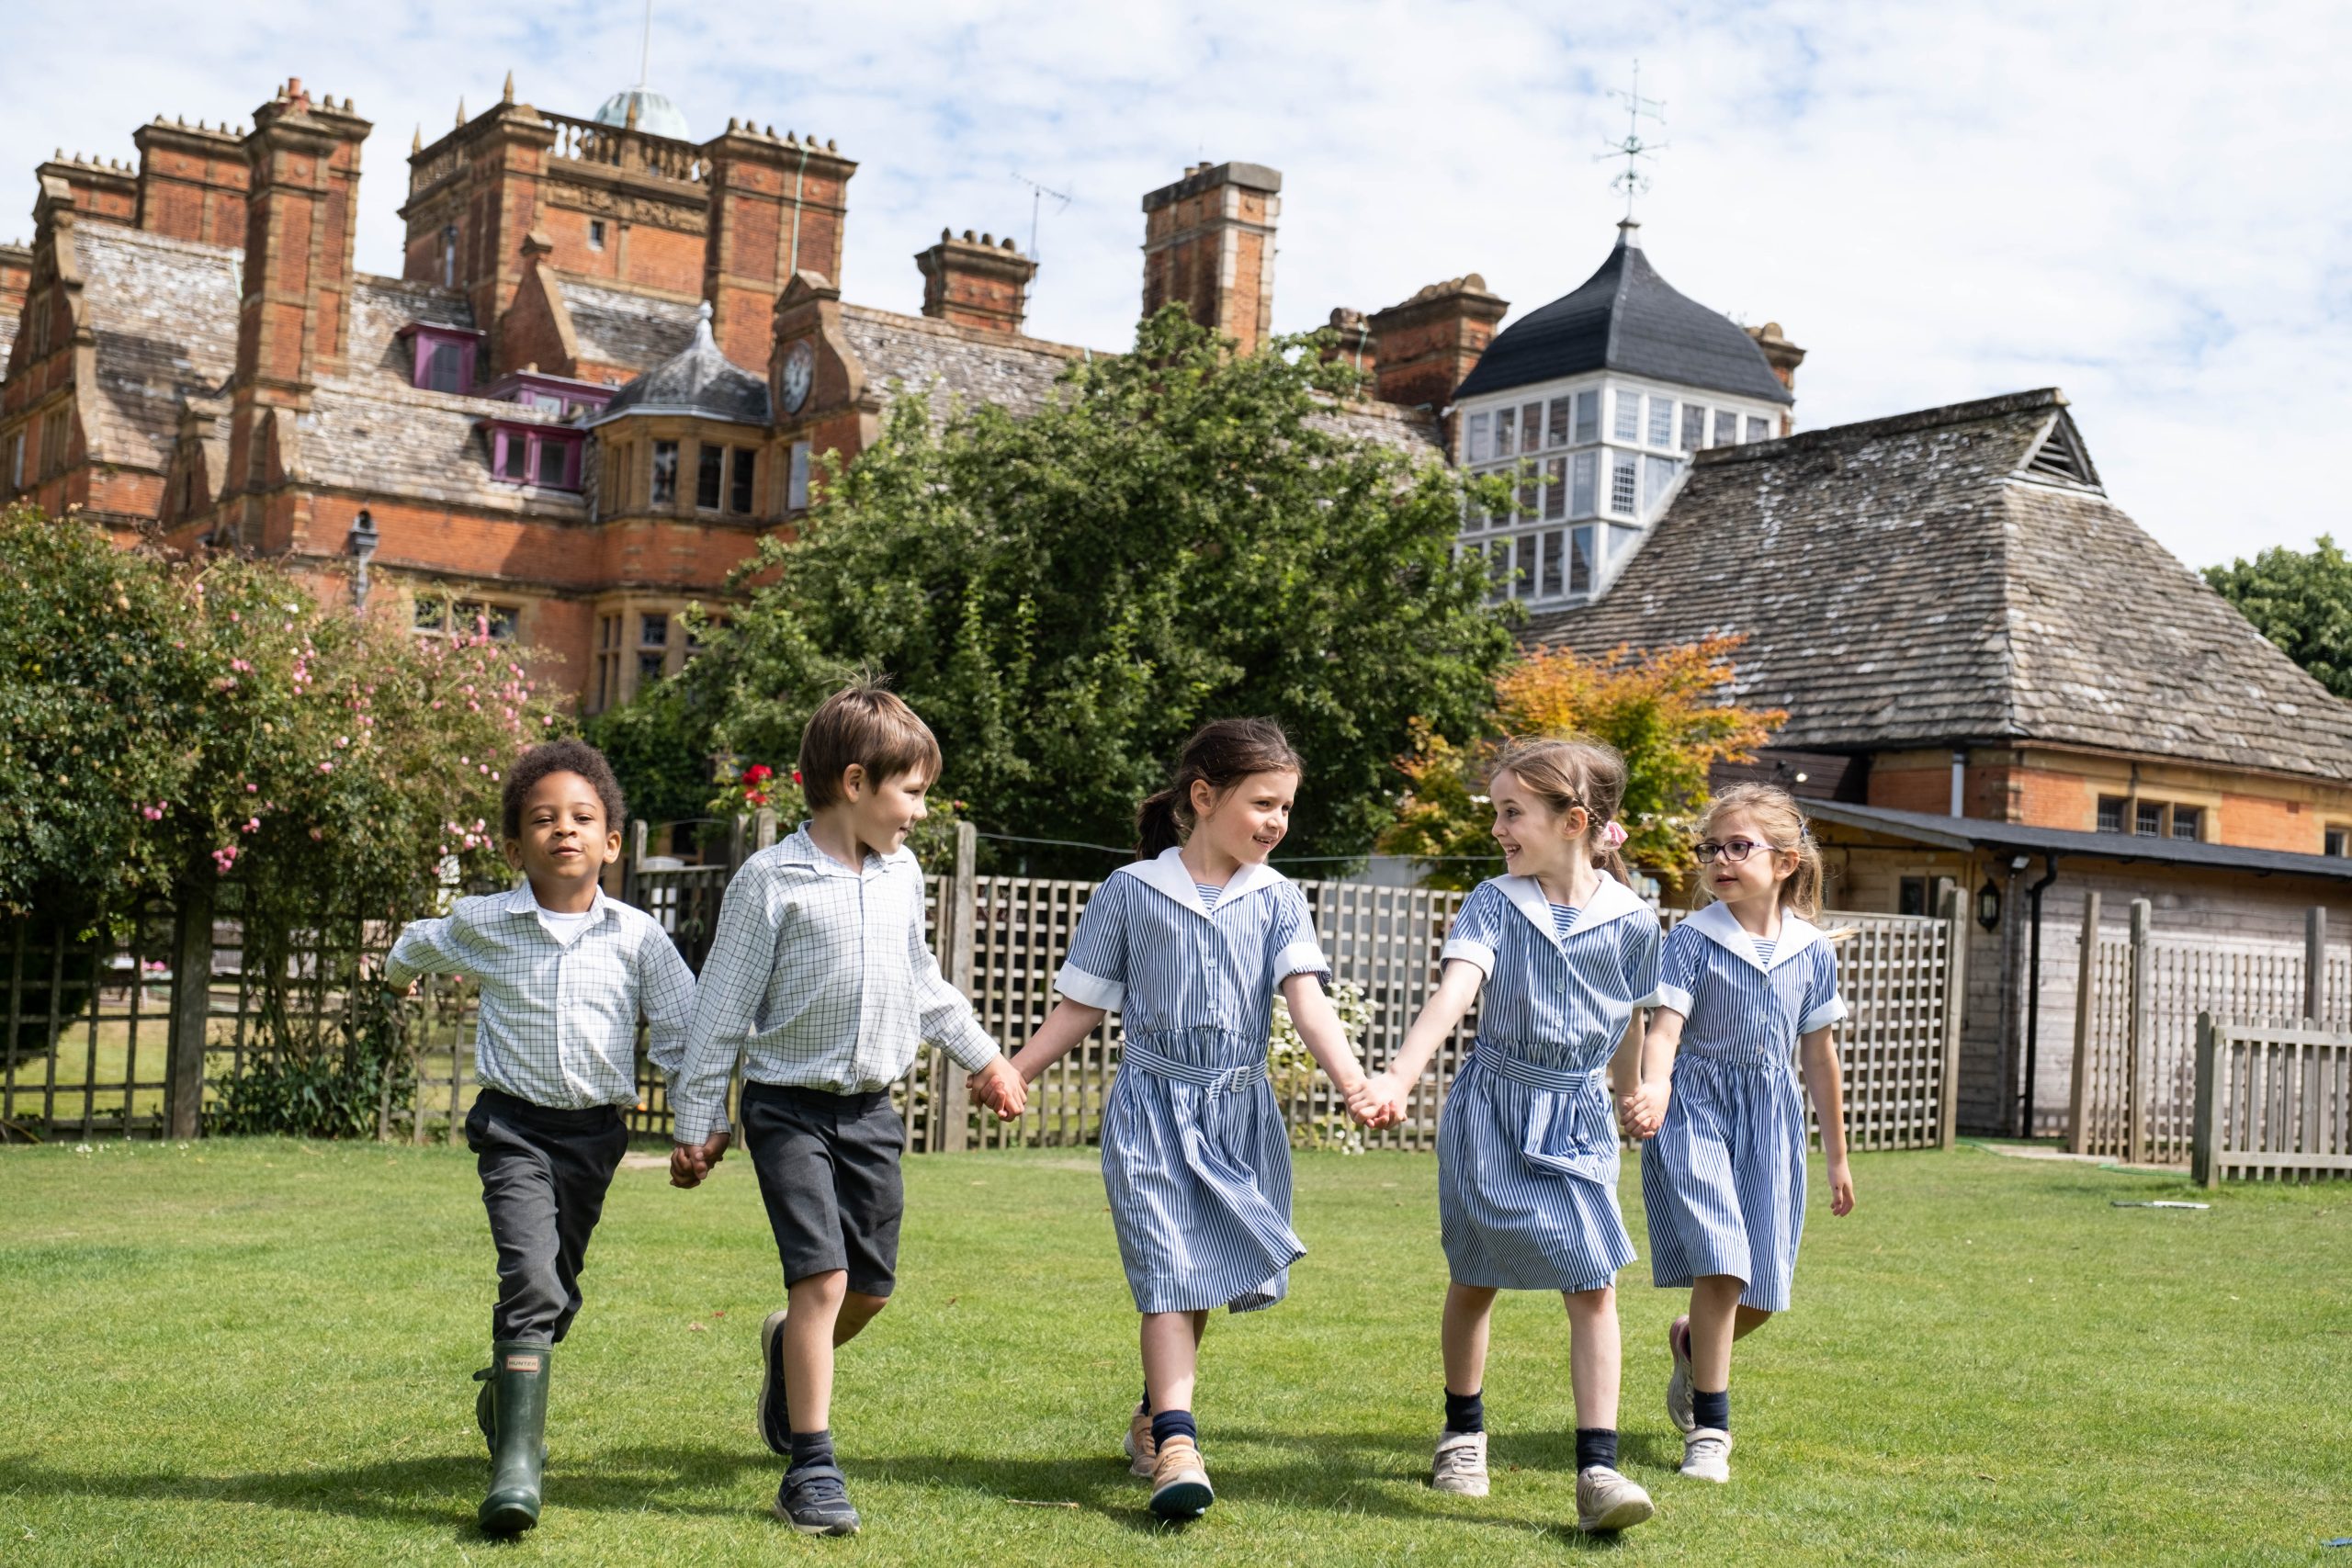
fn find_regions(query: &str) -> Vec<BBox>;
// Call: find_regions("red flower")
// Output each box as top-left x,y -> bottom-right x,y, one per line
742,763 -> 775,785
791,769 -> 803,785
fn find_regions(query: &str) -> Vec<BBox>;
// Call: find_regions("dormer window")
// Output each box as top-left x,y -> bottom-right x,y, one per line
400,323 -> 482,393
484,420 -> 584,491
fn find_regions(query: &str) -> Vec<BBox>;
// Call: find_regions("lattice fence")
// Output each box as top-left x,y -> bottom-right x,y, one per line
2193,1017 -> 2352,1185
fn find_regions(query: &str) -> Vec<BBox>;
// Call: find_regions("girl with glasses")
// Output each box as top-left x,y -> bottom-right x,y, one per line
1618,783 -> 1855,1486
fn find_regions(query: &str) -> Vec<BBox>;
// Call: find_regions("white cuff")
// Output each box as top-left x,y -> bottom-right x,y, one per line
938,1019 -> 1003,1074
1055,964 -> 1124,1011
1439,938 -> 1496,976
1629,987 -> 1661,1010
1275,940 -> 1331,984
1799,995 -> 1849,1035
1653,981 -> 1695,1018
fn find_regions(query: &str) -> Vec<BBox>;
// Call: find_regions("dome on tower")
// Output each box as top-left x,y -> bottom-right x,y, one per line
592,87 -> 690,141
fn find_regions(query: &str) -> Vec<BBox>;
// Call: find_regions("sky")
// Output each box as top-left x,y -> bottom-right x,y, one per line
4,0 -> 2347,570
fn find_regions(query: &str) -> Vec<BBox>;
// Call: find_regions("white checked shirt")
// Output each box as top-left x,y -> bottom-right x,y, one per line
383,883 -> 698,1110
670,825 -> 1001,1144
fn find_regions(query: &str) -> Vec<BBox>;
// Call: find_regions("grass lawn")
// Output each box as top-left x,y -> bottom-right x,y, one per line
0,1139 -> 2345,1565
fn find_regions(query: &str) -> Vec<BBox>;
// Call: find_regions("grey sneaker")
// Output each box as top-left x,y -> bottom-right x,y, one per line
774,1463 -> 861,1536
1121,1402 -> 1156,1478
1576,1465 -> 1655,1533
1667,1314 -> 1695,1435
1681,1427 -> 1733,1483
757,1309 -> 791,1456
1430,1428 -> 1488,1495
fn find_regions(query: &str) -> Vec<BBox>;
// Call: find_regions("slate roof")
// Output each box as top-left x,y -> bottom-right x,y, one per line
559,278 -> 699,376
599,303 -> 770,424
1521,389 -> 2352,784
1802,799 -> 2352,883
74,226 -> 241,470
300,376 -> 585,516
1455,225 -> 1791,406
347,275 -> 475,384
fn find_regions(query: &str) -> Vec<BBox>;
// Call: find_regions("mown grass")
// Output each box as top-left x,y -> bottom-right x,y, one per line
0,1138 -> 2344,1565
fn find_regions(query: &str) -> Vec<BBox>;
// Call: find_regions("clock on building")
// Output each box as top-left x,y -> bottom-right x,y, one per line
779,339 -> 815,415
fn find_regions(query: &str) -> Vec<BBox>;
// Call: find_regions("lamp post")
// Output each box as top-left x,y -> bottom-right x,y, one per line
346,509 -> 379,609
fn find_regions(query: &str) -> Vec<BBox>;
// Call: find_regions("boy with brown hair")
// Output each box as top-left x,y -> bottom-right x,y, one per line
670,679 -> 1024,1536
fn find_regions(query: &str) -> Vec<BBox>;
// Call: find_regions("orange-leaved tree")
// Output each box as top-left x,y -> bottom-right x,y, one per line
1376,635 -> 1785,890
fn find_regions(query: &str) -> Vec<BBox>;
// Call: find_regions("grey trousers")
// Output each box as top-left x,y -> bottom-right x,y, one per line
465,1089 -> 629,1347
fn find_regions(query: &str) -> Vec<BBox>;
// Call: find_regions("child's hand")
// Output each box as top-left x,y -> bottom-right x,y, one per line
969,1058 -> 1026,1120
1827,1159 -> 1855,1216
1353,1070 -> 1405,1129
669,1142 -> 704,1189
1619,1080 -> 1669,1140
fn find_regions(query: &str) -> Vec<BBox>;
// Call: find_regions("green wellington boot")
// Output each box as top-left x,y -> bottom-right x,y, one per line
474,1366 -> 495,1453
478,1343 -> 551,1535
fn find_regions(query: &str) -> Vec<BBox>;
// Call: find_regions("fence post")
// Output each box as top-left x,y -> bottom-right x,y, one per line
621,819 -> 648,908
728,814 -> 749,873
2305,907 -> 2327,1023
2066,890 -> 2101,1155
2190,1010 -> 2221,1189
1937,883 -> 1968,1148
2126,897 -> 2153,1166
164,885 -> 215,1139
936,820 -> 978,1154
754,808 -> 779,852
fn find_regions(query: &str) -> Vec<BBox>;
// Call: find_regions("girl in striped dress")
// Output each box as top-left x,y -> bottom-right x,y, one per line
1620,783 -> 1855,1486
1005,718 -> 1383,1522
1361,737 -> 1659,1536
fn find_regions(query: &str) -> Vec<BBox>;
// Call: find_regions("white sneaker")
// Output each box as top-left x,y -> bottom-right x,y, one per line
1430,1429 -> 1488,1495
1666,1315 -> 1696,1434
1576,1465 -> 1654,1533
1681,1426 -> 1733,1483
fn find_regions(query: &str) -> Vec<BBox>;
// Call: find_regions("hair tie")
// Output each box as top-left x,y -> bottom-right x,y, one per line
1600,820 -> 1628,848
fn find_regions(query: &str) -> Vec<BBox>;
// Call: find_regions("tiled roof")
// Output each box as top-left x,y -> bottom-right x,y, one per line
1315,398 -> 1445,459
347,275 -> 475,384
74,226 -> 241,470
839,304 -> 1085,427
1456,225 -> 1791,406
558,277 -> 699,376
299,376 -> 584,516
601,303 -> 769,424
1522,389 -> 2352,783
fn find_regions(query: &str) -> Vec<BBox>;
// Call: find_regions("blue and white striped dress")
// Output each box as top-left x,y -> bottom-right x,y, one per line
1435,874 -> 1660,1293
1640,900 -> 1848,1312
1057,849 -> 1332,1314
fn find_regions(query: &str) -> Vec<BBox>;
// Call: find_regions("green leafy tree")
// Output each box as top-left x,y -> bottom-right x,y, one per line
2204,535 -> 2352,699
691,307 -> 1515,873
581,674 -> 724,850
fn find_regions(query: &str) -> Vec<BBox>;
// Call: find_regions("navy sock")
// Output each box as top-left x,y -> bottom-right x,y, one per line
1575,1427 -> 1618,1472
1150,1409 -> 1198,1450
1693,1388 -> 1730,1431
787,1427 -> 835,1472
1443,1388 -> 1485,1434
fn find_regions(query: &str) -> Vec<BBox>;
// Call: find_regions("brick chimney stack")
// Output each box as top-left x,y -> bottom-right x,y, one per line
33,152 -> 137,227
1364,274 -> 1508,410
132,117 -> 250,247
915,229 -> 1036,334
1746,321 -> 1804,432
1140,161 -> 1280,355
700,124 -> 856,367
222,78 -> 369,550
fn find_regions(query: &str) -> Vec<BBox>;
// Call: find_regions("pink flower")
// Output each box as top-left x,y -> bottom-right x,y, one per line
335,736 -> 348,748
230,659 -> 253,673
309,828 -> 324,840
246,783 -> 258,794
242,818 -> 260,834
318,761 -> 334,773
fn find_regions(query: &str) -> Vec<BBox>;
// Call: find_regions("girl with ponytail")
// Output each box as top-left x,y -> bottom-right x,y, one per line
1005,717 -> 1382,1522
1620,783 -> 1855,1489
1359,737 -> 1662,1535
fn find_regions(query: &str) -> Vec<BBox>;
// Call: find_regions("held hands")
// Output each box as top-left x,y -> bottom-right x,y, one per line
1342,1070 -> 1408,1130
1618,1080 -> 1670,1141
668,1129 -> 730,1189
968,1057 -> 1028,1120
1827,1158 -> 1856,1217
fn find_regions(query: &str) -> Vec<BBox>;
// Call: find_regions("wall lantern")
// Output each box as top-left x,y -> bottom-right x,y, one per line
346,508 -> 379,609
1975,877 -> 2002,931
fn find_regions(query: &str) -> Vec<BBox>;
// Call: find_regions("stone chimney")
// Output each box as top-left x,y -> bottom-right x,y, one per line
1746,321 -> 1805,429
222,78 -> 369,550
1140,161 -> 1280,355
1364,274 -> 1508,410
701,124 -> 856,368
132,117 -> 250,247
915,229 -> 1036,334
33,152 -> 138,228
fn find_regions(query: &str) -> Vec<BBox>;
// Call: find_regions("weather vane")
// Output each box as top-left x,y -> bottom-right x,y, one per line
1597,59 -> 1668,221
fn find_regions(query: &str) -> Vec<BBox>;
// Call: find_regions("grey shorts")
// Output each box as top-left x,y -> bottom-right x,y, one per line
741,1081 -> 906,1298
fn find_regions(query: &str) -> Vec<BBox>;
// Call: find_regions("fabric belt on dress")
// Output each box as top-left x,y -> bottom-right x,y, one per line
1122,1040 -> 1269,1093
1472,1046 -> 1606,1094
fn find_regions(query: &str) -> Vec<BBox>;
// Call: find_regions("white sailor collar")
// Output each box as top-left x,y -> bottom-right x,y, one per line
1118,846 -> 1286,919
498,879 -> 618,925
1498,870 -> 1647,949
1685,898 -> 1821,973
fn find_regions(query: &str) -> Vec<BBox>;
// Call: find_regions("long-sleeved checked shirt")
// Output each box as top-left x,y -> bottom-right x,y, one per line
383,883 -> 697,1110
670,825 -> 1000,1144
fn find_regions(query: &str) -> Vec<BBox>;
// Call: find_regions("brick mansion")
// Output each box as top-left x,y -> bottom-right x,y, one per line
10,70 -> 2352,1134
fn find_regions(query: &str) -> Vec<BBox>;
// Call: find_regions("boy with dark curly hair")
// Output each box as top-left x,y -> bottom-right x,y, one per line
383,739 -> 696,1537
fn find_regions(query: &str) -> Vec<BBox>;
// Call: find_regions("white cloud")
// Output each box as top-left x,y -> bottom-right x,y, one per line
6,0 -> 2346,567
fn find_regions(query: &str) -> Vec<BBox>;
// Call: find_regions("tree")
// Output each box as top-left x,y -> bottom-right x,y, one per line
691,307 -> 1516,873
581,673 -> 724,852
2204,535 -> 2352,699
1376,635 -> 1786,890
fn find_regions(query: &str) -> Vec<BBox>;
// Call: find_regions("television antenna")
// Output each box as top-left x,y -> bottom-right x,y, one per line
1597,59 -> 1668,220
1011,172 -> 1072,261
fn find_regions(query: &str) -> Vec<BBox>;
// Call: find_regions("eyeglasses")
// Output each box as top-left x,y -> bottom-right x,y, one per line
1694,838 -> 1773,864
